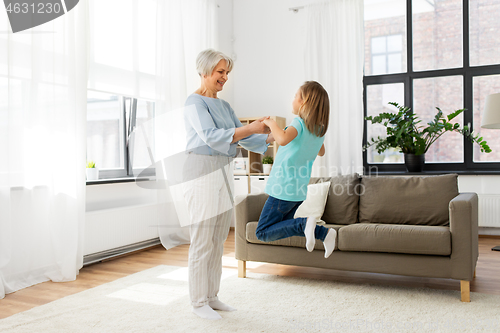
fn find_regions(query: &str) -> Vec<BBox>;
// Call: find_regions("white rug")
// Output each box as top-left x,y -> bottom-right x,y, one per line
1,265 -> 499,333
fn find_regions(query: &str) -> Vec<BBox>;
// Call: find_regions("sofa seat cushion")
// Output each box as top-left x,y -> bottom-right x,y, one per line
338,223 -> 451,256
246,221 -> 341,251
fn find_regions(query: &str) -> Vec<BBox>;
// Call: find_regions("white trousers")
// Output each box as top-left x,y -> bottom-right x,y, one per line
183,154 -> 234,307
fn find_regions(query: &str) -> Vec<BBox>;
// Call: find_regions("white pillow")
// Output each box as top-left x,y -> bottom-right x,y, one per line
294,181 -> 331,223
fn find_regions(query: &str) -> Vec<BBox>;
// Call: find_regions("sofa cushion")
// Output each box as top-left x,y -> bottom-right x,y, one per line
359,174 -> 458,226
310,173 -> 360,225
294,181 -> 331,222
246,221 -> 341,251
338,223 -> 451,256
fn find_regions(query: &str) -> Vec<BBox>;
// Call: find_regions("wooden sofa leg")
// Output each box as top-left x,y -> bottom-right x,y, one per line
461,280 -> 471,302
474,269 -> 476,279
238,260 -> 246,278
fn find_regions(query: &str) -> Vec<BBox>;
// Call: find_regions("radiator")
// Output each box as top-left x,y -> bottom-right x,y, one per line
84,203 -> 160,257
478,195 -> 500,228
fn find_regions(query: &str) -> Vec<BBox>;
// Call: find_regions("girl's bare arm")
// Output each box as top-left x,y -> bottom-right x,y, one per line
263,119 -> 297,146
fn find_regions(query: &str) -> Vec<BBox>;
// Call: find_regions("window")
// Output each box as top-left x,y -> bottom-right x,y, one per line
412,0 -> 463,71
363,0 -> 500,173
469,0 -> 500,66
86,0 -> 158,181
371,35 -> 403,75
86,90 -> 155,179
364,0 -> 407,75
413,76 -> 464,163
473,74 -> 500,162
366,83 -> 405,163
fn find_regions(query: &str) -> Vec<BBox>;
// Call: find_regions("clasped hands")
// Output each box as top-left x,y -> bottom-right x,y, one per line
251,116 -> 275,144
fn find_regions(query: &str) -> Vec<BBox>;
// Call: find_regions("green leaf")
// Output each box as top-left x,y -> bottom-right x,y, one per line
447,108 -> 465,121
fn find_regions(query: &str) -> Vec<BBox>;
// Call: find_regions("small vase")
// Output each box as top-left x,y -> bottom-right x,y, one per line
86,168 -> 99,181
404,154 -> 425,173
262,164 -> 272,174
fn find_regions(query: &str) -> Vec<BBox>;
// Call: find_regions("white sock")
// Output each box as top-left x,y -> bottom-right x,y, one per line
192,305 -> 222,320
323,228 -> 337,259
304,217 -> 316,252
209,300 -> 237,311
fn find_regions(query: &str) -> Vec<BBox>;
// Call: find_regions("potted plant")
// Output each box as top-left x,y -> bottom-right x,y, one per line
262,156 -> 273,174
364,102 -> 491,172
86,161 -> 99,181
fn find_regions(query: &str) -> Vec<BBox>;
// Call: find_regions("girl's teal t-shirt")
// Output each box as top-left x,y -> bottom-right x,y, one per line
264,117 -> 324,202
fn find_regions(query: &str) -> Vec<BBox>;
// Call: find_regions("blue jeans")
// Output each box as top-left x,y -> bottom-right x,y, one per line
256,196 -> 329,242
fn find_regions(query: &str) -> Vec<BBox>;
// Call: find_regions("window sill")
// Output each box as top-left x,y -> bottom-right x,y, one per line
86,176 -> 156,186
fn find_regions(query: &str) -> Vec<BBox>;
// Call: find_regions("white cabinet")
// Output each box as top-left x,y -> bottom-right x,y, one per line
250,176 -> 269,195
233,176 -> 249,196
231,176 -> 268,227
232,176 -> 249,227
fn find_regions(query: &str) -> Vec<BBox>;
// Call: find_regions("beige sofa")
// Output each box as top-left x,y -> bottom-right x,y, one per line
235,174 -> 478,302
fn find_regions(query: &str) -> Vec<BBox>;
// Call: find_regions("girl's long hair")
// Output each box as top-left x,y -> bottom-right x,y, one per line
298,81 -> 329,137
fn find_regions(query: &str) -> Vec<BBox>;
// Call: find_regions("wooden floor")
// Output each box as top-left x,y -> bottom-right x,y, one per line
1,231 -> 499,319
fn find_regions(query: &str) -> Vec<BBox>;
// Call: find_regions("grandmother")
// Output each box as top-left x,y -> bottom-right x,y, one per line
183,49 -> 273,320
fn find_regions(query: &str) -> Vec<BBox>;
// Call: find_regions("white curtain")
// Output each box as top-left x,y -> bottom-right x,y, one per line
305,0 -> 364,176
0,2 -> 89,299
87,0 -> 157,100
154,0 -> 219,249
85,0 -> 218,250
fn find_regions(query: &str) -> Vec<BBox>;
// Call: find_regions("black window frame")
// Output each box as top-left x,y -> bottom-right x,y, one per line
87,90 -> 156,180
363,0 -> 500,174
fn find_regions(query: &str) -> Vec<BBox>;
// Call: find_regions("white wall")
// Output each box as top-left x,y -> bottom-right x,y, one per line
458,175 -> 500,197
214,0 -> 235,104
459,175 -> 500,235
232,0 -> 308,125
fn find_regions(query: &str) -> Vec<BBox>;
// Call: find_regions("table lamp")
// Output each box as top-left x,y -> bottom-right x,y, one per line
481,93 -> 500,251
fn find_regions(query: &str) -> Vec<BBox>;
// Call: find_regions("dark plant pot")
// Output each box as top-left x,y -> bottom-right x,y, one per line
404,153 -> 425,172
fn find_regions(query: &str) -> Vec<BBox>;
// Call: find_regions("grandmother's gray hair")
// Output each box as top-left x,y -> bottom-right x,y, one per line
196,49 -> 233,77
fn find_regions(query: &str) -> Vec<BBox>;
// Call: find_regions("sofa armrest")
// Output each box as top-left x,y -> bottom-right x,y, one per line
449,192 -> 479,281
235,193 -> 269,225
234,193 -> 268,260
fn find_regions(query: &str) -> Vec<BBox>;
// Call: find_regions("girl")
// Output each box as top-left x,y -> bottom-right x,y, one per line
257,81 -> 336,258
